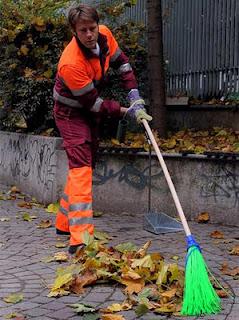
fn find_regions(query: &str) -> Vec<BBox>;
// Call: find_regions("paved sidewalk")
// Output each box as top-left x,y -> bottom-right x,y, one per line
0,184 -> 238,320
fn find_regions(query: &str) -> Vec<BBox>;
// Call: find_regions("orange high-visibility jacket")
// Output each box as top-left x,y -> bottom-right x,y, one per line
53,25 -> 138,116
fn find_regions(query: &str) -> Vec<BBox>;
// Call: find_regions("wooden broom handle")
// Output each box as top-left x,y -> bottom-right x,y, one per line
142,119 -> 191,236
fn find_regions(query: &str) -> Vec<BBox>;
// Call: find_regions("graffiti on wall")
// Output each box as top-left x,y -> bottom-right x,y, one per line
200,164 -> 239,208
93,159 -> 164,190
0,135 -> 56,197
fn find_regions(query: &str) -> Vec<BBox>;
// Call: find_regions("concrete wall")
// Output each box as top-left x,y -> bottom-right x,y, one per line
0,130 -> 238,227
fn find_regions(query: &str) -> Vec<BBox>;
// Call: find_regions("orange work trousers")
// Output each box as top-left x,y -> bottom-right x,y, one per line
55,166 -> 94,245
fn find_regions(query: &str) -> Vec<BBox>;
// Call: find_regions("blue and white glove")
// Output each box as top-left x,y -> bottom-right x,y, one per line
126,89 -> 152,123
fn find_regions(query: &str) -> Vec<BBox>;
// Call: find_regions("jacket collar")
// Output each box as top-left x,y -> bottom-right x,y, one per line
75,32 -> 109,59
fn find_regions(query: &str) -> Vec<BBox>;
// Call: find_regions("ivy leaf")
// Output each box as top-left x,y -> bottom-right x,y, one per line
3,293 -> 23,304
68,303 -> 96,313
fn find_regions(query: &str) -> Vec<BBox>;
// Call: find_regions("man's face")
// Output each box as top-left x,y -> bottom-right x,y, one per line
75,19 -> 99,49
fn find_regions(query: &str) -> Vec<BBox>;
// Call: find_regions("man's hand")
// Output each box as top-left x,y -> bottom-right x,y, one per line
126,89 -> 152,123
134,108 -> 152,123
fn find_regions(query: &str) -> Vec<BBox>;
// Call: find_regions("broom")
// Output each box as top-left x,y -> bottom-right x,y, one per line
141,119 -> 221,316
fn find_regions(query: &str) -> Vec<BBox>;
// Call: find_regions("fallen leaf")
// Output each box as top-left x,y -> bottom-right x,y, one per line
216,289 -> 229,298
101,314 -> 125,320
10,186 -> 20,193
197,211 -> 210,223
46,203 -> 59,214
210,230 -> 224,239
0,217 -> 10,222
3,293 -> 23,304
93,211 -> 104,217
55,242 -> 67,248
121,277 -> 145,294
68,303 -> 96,313
37,220 -> 52,228
70,271 -> 97,294
17,201 -> 32,209
135,303 -> 149,317
229,244 -> 239,255
54,252 -> 68,262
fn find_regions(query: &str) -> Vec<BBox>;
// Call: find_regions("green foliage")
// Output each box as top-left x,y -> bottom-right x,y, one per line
0,0 -> 147,133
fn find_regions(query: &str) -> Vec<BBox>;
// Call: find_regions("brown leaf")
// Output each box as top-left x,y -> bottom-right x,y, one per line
197,211 -> 210,223
17,201 -> 32,209
10,186 -> 21,193
229,244 -> 239,256
210,230 -> 224,239
216,289 -> 229,298
121,277 -> 145,294
70,271 -> 97,294
161,288 -> 177,299
220,262 -> 239,277
136,240 -> 151,258
37,219 -> 52,228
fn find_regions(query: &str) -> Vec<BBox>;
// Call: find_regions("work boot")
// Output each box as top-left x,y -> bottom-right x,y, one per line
68,244 -> 85,255
56,228 -> 70,235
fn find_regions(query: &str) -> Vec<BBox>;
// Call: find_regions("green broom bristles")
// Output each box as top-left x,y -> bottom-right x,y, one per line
181,237 -> 221,316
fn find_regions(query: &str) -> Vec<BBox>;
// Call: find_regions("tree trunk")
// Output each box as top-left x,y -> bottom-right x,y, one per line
146,0 -> 166,137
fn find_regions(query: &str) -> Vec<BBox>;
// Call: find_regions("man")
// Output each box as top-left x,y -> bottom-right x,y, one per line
53,4 -> 152,254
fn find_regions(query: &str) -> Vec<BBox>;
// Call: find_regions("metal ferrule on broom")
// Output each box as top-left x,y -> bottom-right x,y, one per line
141,119 -> 221,316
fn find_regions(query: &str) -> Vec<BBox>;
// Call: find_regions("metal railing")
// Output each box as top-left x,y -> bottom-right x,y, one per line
82,0 -> 239,99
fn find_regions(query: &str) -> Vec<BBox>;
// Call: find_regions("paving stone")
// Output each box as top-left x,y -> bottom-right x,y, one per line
0,182 -> 238,319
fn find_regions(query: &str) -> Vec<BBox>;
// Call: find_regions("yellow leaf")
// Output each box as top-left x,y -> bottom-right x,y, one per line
43,69 -> 53,79
55,242 -> 68,248
229,245 -> 239,256
156,263 -> 169,286
51,273 -> 73,291
19,45 -> 29,56
3,293 -> 23,304
47,288 -> 70,297
54,251 -> 68,262
131,255 -> 155,271
101,314 -> 125,320
46,203 -> 59,214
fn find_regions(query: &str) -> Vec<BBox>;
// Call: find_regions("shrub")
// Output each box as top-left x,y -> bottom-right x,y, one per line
0,0 -> 147,134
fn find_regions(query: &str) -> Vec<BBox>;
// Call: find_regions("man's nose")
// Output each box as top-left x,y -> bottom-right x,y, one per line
86,30 -> 93,38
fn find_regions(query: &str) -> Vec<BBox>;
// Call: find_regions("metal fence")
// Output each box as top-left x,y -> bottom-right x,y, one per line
84,0 -> 239,98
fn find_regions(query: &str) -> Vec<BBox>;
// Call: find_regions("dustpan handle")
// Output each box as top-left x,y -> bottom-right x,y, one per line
142,119 -> 191,237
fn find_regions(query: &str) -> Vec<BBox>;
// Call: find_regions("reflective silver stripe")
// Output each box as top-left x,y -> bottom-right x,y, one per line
110,48 -> 122,62
59,206 -> 68,216
62,193 -> 68,202
69,217 -> 93,226
53,88 -> 82,108
69,202 -> 92,212
118,63 -> 132,74
71,82 -> 94,96
90,97 -> 103,112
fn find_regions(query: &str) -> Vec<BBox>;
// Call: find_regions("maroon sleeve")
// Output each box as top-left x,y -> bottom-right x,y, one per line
110,51 -> 138,90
